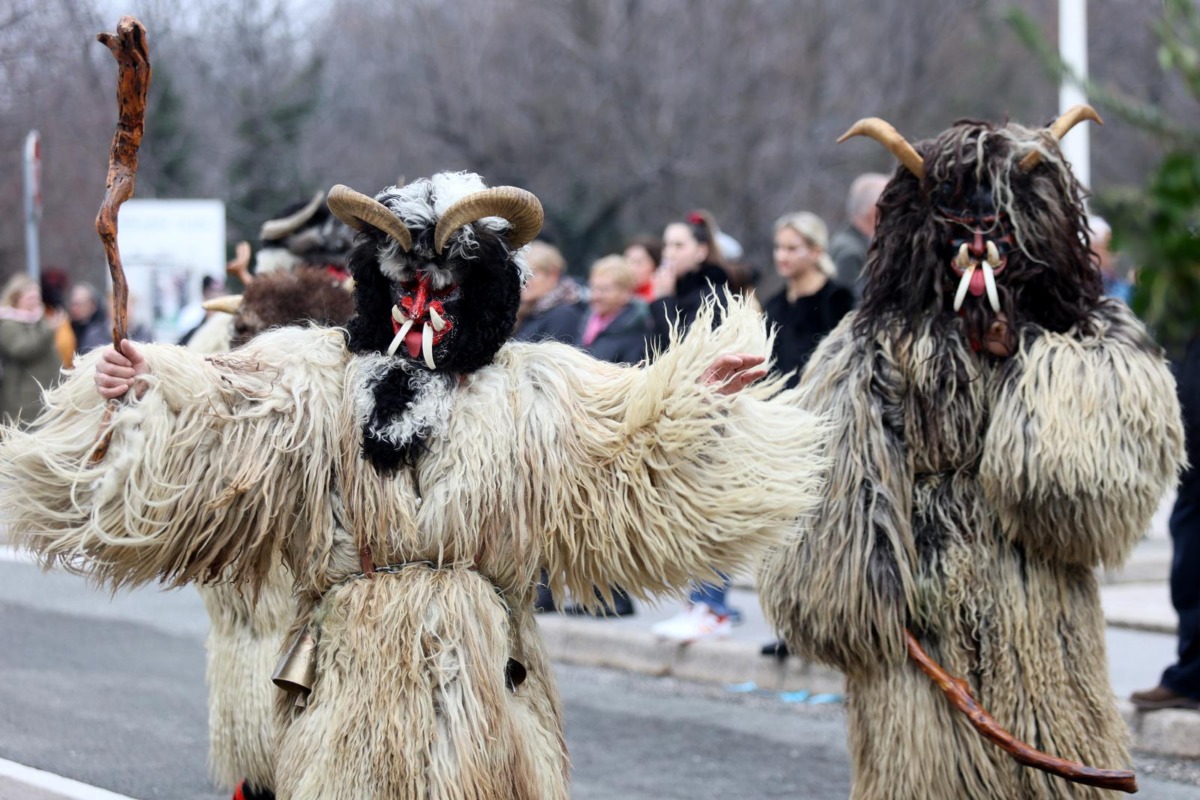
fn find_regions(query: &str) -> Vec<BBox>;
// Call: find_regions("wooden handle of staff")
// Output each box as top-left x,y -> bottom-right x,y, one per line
95,16 -> 151,348
905,630 -> 1137,793
91,16 -> 151,463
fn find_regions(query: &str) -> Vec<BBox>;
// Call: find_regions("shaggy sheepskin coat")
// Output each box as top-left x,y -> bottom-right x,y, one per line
188,312 -> 291,792
761,300 -> 1183,799
1,299 -> 828,800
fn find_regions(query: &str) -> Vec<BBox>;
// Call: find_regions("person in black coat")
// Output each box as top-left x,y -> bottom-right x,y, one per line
513,241 -> 586,344
648,210 -> 730,352
761,211 -> 855,389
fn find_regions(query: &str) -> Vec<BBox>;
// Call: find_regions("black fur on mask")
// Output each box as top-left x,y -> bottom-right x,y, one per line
344,227 -> 523,473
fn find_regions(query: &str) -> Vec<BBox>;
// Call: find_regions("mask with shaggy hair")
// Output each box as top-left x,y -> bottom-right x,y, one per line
255,190 -> 357,276
327,172 -> 543,472
841,107 -> 1105,354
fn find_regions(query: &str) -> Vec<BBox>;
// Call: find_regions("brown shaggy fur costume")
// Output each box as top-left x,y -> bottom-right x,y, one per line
190,268 -> 354,792
0,296 -> 827,799
760,116 -> 1185,799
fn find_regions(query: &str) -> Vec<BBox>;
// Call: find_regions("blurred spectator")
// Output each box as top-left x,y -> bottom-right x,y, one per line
828,173 -> 888,297
1088,215 -> 1133,304
1132,335 -> 1200,711
762,211 -> 854,389
649,209 -> 730,352
623,235 -> 661,302
177,276 -> 225,345
558,254 -> 654,618
40,268 -> 76,368
0,274 -> 66,426
650,210 -> 739,642
513,241 -> 586,344
68,282 -> 110,355
580,255 -> 652,364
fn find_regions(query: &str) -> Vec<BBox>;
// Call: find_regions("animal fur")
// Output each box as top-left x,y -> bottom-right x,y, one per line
0,296 -> 829,799
192,267 -> 354,792
760,115 -> 1185,799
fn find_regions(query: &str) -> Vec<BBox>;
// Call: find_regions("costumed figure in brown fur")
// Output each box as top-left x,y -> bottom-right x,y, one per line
188,192 -> 355,800
0,171 -> 830,799
760,108 -> 1185,799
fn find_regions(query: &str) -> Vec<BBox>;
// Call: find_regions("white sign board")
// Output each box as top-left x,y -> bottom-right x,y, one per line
115,199 -> 226,342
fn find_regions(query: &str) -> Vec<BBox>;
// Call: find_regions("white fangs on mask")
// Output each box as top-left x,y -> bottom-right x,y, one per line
422,322 -> 436,369
387,319 -> 414,357
982,263 -> 1000,312
391,305 -> 409,324
429,306 -> 446,332
983,241 -> 1002,313
954,265 -> 975,312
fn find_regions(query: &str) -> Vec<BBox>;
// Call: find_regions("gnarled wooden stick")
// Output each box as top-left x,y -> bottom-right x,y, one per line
95,15 -> 151,348
91,16 -> 150,463
905,630 -> 1138,794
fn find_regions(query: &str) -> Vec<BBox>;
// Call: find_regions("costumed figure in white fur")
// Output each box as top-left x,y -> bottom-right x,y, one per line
760,108 -> 1185,799
0,172 -> 829,799
188,192 -> 355,800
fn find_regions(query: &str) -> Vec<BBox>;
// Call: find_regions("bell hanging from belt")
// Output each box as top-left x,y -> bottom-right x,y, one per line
272,625 -> 318,707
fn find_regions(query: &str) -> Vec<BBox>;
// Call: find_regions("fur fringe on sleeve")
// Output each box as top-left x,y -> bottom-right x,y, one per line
758,315 -> 917,678
0,327 -> 347,591
980,300 -> 1185,568
507,293 -> 831,607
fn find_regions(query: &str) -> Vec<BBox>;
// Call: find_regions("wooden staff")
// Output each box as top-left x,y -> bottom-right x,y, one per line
95,16 -> 151,348
905,630 -> 1138,794
91,17 -> 150,462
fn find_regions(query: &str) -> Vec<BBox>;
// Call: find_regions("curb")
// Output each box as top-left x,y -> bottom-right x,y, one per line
1120,701 -> 1200,760
537,615 -> 843,695
539,616 -> 1200,762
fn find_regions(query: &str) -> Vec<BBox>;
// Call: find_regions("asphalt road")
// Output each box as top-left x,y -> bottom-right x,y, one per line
1,557 -> 1198,799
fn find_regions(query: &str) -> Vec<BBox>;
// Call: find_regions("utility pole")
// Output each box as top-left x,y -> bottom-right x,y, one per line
23,130 -> 41,279
1059,0 -> 1091,189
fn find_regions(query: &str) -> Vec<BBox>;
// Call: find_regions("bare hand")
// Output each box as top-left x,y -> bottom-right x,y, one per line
95,339 -> 149,400
701,353 -> 768,396
651,263 -> 676,300
227,240 -> 253,285
984,313 -> 1015,358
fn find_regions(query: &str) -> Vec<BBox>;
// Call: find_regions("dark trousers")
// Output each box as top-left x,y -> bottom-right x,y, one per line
1162,475 -> 1200,700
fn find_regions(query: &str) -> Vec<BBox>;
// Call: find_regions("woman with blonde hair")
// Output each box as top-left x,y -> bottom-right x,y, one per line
761,211 -> 854,390
0,274 -> 66,426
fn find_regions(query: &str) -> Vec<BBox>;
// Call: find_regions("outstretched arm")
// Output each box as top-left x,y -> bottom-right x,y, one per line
758,316 -> 917,677
981,301 -> 1185,568
0,328 -> 346,591
515,296 -> 829,610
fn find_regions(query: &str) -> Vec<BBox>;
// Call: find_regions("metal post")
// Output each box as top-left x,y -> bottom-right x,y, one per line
23,130 -> 41,279
1059,0 -> 1090,189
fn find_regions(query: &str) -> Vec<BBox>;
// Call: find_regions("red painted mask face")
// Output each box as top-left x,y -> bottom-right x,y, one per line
386,267 -> 461,369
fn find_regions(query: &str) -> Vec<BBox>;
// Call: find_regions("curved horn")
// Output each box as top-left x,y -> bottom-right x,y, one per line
326,184 -> 413,252
1019,104 -> 1104,171
202,294 -> 243,315
433,187 -> 544,254
837,118 -> 925,179
259,191 -> 325,241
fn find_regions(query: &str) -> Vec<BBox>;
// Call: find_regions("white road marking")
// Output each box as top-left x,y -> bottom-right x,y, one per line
0,759 -> 138,800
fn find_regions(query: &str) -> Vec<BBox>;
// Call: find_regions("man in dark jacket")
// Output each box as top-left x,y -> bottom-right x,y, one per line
1133,336 -> 1200,710
828,173 -> 887,298
513,241 -> 585,344
68,283 -> 110,355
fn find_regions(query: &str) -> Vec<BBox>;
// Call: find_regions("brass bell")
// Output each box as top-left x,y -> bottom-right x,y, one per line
273,626 -> 318,702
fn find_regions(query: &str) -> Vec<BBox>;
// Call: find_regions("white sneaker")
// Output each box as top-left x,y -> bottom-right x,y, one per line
650,604 -> 732,643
